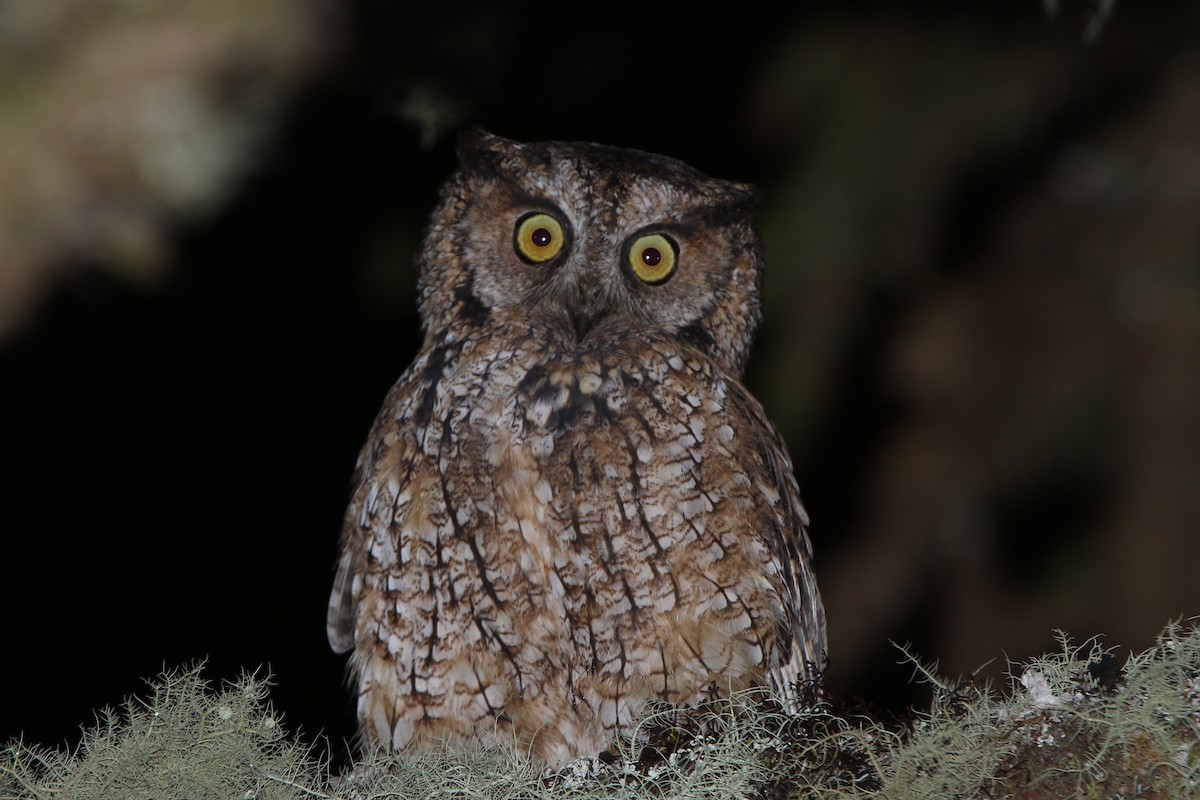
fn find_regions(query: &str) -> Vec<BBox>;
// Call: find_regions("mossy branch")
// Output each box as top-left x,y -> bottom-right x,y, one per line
4,620 -> 1198,799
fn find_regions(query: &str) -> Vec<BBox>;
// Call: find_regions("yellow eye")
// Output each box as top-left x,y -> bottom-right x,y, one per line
514,213 -> 566,264
627,232 -> 677,284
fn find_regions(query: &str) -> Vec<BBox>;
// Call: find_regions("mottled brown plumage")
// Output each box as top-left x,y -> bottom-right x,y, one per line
327,131 -> 826,765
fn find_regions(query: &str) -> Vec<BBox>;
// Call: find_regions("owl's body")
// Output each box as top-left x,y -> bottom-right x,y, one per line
328,132 -> 825,765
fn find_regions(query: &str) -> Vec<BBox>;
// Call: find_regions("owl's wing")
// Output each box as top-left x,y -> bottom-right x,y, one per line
327,438 -> 377,655
325,371 -> 425,657
754,419 -> 828,701
326,547 -> 357,654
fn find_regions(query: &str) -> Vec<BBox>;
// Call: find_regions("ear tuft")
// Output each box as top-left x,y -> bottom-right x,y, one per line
456,129 -> 519,170
726,180 -> 763,209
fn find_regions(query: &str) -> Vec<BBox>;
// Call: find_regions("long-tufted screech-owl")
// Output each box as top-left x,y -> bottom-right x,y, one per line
326,130 -> 826,766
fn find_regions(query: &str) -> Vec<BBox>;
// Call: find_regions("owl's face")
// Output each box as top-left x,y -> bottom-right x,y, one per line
419,131 -> 764,376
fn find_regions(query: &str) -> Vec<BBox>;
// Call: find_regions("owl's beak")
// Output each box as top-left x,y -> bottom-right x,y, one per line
567,306 -> 599,340
561,271 -> 613,342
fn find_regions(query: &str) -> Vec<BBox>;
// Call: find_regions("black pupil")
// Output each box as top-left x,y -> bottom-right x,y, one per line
641,247 -> 662,267
531,228 -> 552,248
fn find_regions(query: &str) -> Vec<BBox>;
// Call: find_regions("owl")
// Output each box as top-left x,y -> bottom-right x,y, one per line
326,130 -> 826,766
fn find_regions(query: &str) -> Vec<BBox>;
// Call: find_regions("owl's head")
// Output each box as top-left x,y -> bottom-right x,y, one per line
418,130 -> 764,377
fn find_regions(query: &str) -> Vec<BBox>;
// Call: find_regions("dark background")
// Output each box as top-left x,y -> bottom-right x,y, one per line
2,0 -> 1198,768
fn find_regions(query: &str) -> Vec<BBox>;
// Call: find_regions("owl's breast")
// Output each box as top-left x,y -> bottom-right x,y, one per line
349,328 -> 802,743
394,330 -> 778,593
461,332 -> 779,605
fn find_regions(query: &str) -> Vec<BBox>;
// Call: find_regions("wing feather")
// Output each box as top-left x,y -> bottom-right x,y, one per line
326,549 -> 357,654
750,404 -> 827,701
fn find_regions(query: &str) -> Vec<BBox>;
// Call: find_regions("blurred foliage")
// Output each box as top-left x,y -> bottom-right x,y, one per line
1043,0 -> 1118,42
0,0 -> 334,340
